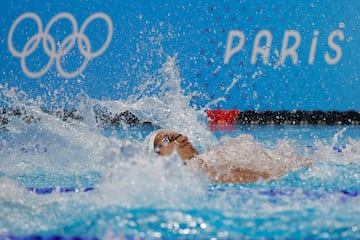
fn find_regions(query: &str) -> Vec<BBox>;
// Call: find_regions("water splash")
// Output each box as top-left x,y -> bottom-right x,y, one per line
0,56 -> 215,210
94,55 -> 216,148
1,57 -> 360,238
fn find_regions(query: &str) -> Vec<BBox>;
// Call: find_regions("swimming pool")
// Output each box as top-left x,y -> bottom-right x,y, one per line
1,0 -> 359,237
0,57 -> 359,239
1,111 -> 359,239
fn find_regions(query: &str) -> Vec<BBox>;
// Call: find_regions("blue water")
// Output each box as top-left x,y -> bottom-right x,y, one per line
0,58 -> 359,239
1,123 -> 359,239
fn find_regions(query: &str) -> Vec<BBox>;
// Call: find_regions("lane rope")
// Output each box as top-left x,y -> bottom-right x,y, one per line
25,186 -> 359,198
26,187 -> 95,194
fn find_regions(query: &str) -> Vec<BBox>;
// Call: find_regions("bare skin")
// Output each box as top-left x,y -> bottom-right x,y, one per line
153,131 -> 272,183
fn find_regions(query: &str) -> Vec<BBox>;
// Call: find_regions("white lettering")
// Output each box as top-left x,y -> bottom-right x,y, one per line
223,29 -> 344,66
325,30 -> 344,65
308,30 -> 319,64
280,30 -> 301,65
224,30 -> 245,65
251,30 -> 272,65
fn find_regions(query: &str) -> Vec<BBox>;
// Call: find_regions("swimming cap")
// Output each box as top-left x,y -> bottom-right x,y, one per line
144,129 -> 164,155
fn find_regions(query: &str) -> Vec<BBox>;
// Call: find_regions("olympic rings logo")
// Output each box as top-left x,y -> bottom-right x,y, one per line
8,12 -> 113,78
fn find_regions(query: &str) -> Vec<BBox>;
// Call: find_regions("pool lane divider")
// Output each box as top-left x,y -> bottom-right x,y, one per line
306,145 -> 347,153
207,110 -> 360,125
26,186 -> 359,199
26,187 -> 95,194
207,188 -> 360,199
2,236 -> 99,240
1,109 -> 360,128
207,109 -> 240,124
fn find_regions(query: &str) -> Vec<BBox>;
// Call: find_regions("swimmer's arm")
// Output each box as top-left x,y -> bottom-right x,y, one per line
193,158 -> 271,184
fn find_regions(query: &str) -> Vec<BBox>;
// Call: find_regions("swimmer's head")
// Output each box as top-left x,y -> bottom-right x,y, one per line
146,130 -> 198,160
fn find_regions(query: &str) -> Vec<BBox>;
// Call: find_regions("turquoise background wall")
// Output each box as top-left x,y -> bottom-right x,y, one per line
1,0 -> 359,111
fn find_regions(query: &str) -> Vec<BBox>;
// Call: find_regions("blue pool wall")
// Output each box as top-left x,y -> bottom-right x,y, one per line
1,0 -> 359,111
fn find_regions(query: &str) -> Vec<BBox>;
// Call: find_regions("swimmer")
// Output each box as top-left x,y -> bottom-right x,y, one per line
146,130 -> 311,183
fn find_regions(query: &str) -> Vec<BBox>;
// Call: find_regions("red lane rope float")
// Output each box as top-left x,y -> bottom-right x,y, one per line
207,109 -> 240,125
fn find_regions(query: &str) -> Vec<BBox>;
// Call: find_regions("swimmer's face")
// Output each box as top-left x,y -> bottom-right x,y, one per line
154,131 -> 198,160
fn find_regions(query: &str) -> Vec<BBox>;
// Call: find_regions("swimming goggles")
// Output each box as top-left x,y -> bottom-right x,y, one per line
155,133 -> 182,152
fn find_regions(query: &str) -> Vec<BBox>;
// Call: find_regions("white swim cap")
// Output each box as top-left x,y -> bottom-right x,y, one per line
144,129 -> 164,155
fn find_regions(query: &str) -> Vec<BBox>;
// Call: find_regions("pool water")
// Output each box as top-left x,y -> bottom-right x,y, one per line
0,57 -> 359,239
1,120 -> 359,239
